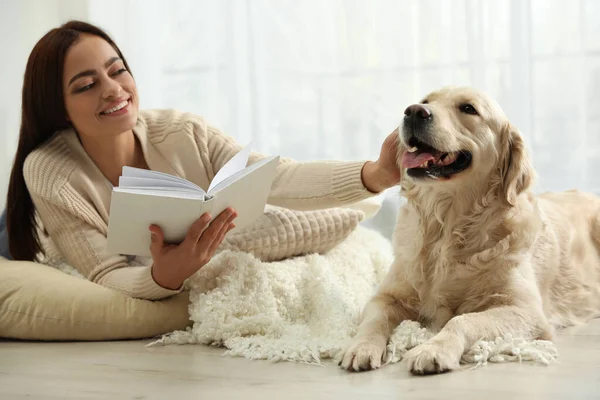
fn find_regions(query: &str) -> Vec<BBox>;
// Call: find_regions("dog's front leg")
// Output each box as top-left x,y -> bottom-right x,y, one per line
339,289 -> 418,371
404,304 -> 552,375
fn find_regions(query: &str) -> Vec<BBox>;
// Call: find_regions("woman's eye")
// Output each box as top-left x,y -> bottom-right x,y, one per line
112,68 -> 127,76
75,83 -> 94,93
459,103 -> 478,115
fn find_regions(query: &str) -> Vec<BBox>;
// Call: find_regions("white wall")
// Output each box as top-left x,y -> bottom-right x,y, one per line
0,0 -> 88,209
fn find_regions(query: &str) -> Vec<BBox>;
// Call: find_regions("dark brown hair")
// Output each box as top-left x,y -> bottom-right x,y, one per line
6,20 -> 133,261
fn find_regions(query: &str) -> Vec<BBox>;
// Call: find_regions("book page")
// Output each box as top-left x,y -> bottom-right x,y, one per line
209,155 -> 278,195
208,143 -> 251,193
122,166 -> 206,194
118,176 -> 201,192
113,187 -> 208,199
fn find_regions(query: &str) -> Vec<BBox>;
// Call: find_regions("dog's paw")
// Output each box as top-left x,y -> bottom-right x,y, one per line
403,341 -> 461,375
338,336 -> 387,372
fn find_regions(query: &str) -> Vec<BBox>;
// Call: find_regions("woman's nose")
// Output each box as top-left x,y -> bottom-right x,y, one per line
102,78 -> 124,99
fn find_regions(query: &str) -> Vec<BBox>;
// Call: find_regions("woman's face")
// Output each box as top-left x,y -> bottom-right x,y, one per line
62,34 -> 139,139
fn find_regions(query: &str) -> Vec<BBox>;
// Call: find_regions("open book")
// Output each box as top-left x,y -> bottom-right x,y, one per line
107,144 -> 280,256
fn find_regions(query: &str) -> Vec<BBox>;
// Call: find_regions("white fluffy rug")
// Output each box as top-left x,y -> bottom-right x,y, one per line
146,226 -> 558,369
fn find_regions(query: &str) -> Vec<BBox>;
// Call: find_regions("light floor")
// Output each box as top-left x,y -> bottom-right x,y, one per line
1,319 -> 599,400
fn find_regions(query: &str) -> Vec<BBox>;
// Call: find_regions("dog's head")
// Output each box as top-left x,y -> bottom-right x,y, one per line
398,86 -> 535,205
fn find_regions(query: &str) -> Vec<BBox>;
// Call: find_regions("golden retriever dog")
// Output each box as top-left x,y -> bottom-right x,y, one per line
339,86 -> 600,374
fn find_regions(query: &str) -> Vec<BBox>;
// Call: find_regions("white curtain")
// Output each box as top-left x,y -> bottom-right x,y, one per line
2,0 -> 600,216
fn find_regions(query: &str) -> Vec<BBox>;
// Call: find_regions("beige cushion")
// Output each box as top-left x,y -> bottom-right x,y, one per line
219,205 -> 365,261
0,258 -> 191,341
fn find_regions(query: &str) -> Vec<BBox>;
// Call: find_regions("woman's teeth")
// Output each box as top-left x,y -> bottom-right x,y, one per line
101,100 -> 128,115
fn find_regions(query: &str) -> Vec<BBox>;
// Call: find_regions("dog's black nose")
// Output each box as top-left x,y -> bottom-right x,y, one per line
404,104 -> 432,120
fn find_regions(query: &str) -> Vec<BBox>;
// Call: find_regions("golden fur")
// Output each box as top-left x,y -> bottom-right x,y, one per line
339,86 -> 600,374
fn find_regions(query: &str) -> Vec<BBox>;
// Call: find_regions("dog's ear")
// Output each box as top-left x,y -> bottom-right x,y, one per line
499,123 -> 535,206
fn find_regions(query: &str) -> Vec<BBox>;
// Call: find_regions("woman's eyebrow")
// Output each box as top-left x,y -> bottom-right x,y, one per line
68,56 -> 122,87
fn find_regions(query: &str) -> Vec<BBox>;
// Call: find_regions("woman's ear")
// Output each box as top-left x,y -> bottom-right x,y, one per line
499,123 -> 535,206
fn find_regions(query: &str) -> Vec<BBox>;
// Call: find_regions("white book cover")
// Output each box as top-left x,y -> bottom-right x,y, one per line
106,144 -> 279,256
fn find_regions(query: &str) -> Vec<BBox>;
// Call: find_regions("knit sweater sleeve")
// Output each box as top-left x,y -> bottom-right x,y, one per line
197,123 -> 377,210
23,143 -> 180,301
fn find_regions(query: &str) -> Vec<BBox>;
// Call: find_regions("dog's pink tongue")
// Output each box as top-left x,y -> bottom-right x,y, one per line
402,152 -> 436,168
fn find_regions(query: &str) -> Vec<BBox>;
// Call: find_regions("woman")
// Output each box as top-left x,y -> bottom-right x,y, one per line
6,20 -> 401,300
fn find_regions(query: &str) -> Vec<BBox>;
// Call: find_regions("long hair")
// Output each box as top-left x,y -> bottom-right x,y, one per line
6,20 -> 133,261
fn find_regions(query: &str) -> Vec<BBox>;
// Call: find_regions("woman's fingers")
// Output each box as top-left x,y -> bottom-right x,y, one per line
151,209 -> 237,275
196,208 -> 236,248
194,209 -> 237,261
207,222 -> 235,257
184,213 -> 212,246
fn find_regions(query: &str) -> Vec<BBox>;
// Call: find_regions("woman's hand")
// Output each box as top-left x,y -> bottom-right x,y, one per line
149,208 -> 237,290
361,128 -> 401,193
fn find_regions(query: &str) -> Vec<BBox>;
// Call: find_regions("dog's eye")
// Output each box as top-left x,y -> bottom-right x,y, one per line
459,104 -> 478,115
421,99 -> 429,104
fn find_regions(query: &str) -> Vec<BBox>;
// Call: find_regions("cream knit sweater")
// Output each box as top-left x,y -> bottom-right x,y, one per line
23,109 -> 376,300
